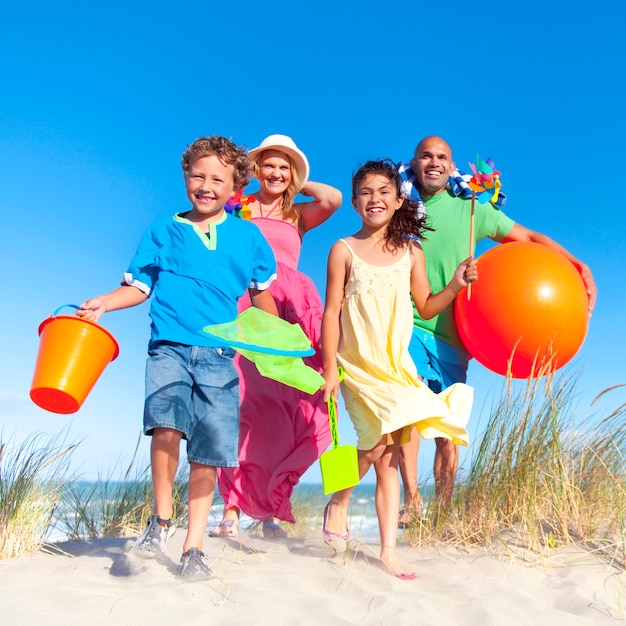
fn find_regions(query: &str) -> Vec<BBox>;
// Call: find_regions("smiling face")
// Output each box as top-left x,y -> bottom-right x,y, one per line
184,154 -> 236,223
256,149 -> 293,197
352,172 -> 403,228
410,136 -> 456,196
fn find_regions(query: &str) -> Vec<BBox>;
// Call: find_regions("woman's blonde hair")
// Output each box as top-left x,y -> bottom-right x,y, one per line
252,150 -> 304,223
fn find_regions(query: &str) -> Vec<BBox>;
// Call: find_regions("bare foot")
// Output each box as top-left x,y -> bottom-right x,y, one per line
322,501 -> 349,550
380,548 -> 418,580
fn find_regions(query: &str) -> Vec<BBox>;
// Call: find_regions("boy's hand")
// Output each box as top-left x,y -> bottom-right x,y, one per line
76,298 -> 106,322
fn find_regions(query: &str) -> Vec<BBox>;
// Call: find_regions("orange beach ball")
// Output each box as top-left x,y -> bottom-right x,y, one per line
454,242 -> 589,378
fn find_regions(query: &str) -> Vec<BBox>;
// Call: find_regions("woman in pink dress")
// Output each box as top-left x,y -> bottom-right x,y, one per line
211,135 -> 342,537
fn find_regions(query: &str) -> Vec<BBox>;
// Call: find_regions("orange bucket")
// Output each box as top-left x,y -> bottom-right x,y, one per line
30,304 -> 120,414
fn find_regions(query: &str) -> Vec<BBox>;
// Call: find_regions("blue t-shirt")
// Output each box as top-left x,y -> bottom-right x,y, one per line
123,212 -> 276,346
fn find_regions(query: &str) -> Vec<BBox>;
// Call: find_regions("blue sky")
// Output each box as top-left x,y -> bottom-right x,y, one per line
1,1 -> 624,484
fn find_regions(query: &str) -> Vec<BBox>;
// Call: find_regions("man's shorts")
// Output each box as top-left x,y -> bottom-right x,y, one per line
143,340 -> 240,467
408,328 -> 470,393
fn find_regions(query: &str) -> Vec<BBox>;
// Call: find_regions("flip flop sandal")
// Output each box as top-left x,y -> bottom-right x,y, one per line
262,521 -> 288,538
208,519 -> 239,537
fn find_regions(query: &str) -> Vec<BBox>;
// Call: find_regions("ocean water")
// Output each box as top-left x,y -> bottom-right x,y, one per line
51,481 -> 426,544
50,481 -> 381,543
210,482 -> 382,542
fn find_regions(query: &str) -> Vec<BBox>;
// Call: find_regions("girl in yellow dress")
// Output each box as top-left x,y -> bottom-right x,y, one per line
320,160 -> 477,579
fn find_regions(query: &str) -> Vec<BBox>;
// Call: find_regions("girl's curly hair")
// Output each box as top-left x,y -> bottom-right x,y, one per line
351,159 -> 431,252
181,136 -> 252,190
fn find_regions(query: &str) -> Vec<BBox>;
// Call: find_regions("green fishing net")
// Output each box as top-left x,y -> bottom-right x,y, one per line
203,308 -> 324,394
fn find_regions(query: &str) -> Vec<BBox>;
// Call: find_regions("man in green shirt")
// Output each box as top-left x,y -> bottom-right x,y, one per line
398,136 -> 597,519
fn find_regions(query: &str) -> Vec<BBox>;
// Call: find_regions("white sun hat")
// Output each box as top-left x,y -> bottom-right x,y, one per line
248,134 -> 310,188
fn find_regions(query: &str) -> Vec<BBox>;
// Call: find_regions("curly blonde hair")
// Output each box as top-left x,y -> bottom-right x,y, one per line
181,136 -> 252,190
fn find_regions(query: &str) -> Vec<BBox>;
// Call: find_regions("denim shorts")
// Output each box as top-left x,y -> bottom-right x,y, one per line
143,341 -> 240,467
408,329 -> 470,393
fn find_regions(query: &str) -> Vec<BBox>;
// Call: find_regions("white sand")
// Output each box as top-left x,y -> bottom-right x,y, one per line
0,530 -> 623,625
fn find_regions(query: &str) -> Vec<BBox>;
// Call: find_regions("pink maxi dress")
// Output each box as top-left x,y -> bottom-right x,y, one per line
216,218 -> 331,523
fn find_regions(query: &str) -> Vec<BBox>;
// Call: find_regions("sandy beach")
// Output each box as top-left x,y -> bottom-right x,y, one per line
1,528 -> 623,625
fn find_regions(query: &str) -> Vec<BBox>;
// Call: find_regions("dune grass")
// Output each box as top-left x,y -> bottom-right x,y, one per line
4,370 -> 625,564
58,434 -> 189,540
0,431 -> 75,558
404,369 -> 626,565
58,470 -> 189,541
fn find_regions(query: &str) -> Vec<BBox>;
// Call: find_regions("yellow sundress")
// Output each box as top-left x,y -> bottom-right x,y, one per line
337,240 -> 473,451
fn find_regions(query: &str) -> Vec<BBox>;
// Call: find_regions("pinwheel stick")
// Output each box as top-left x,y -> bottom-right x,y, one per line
467,155 -> 501,299
468,191 -> 475,299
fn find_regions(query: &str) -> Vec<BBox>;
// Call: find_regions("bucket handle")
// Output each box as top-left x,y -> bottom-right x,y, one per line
52,304 -> 81,317
326,367 -> 345,450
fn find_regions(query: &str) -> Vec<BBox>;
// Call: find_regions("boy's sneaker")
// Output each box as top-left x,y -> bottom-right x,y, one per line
180,547 -> 213,580
133,515 -> 176,558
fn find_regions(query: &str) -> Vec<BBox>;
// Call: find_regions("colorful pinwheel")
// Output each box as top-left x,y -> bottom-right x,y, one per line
468,155 -> 502,205
224,189 -> 256,220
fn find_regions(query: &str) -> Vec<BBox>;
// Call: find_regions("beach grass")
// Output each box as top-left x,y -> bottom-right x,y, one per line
4,370 -> 625,566
404,369 -> 626,566
0,430 -> 75,559
58,433 -> 189,540
287,486 -> 326,537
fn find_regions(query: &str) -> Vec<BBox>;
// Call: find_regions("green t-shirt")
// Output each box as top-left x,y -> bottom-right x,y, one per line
413,191 -> 515,347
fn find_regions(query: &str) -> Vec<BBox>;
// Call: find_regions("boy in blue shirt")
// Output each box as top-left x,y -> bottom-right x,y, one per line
78,136 -> 278,579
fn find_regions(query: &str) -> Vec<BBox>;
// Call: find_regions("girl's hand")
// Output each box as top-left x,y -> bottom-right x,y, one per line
463,257 -> 478,285
451,257 -> 478,291
321,367 -> 341,403
76,298 -> 106,322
